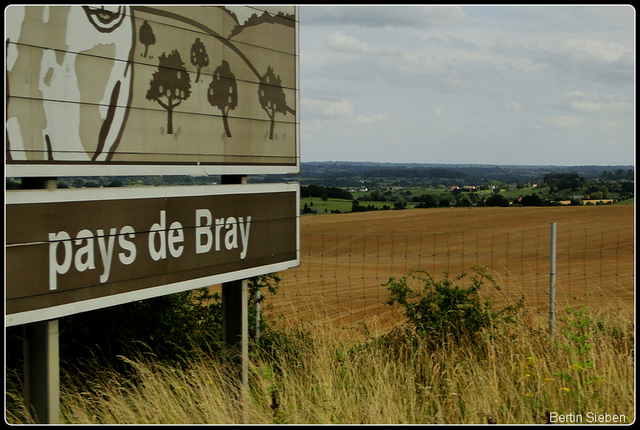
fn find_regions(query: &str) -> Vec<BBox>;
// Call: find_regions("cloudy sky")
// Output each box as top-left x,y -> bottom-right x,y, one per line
298,5 -> 635,166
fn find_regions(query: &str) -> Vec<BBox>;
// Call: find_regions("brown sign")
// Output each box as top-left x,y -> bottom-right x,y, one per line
6,184 -> 300,326
5,6 -> 299,176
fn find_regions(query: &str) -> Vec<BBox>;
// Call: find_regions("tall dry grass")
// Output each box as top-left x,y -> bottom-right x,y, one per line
6,308 -> 634,424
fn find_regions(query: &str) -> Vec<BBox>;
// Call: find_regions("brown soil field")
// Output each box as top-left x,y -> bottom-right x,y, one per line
265,206 -> 634,336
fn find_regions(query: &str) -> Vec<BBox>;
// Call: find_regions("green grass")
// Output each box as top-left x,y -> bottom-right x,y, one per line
301,197 -> 410,214
615,198 -> 634,205
501,187 -> 547,199
7,307 -> 634,424
301,197 -> 354,214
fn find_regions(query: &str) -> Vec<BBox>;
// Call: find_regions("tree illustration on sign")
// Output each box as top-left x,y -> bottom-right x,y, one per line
207,60 -> 237,138
190,38 -> 209,83
258,66 -> 287,140
139,20 -> 156,58
146,50 -> 191,135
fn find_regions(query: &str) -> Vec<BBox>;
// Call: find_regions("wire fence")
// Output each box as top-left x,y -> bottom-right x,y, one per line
268,225 -> 634,333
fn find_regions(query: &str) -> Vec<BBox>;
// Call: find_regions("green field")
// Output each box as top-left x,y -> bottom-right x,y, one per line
301,197 -> 397,214
301,184 -> 632,214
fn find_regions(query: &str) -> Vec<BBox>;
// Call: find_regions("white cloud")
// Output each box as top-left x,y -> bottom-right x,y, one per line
302,97 -> 389,125
354,114 -> 389,124
541,116 -> 585,129
491,35 -> 634,86
325,31 -> 400,56
564,91 -> 584,98
598,119 -> 627,130
302,6 -> 466,29
505,100 -> 522,112
561,37 -> 630,62
561,91 -> 633,115
570,100 -> 633,115
303,97 -> 354,119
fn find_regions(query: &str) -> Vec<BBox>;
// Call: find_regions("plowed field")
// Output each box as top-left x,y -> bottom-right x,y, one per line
266,206 -> 634,335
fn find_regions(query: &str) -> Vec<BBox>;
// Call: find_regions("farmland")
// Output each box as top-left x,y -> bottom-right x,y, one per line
269,205 -> 635,336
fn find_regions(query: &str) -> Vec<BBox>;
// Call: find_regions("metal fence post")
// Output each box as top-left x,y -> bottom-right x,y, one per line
549,222 -> 557,340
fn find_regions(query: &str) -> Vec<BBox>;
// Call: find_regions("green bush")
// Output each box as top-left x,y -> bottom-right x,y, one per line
58,274 -> 280,368
248,273 -> 281,340
552,305 -> 605,409
485,194 -> 510,207
384,266 -> 524,345
59,287 -> 223,367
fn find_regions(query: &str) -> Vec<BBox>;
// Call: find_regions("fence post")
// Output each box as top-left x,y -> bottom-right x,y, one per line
549,222 -> 557,340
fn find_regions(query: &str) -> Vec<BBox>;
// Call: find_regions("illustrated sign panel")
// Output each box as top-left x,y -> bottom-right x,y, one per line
6,183 -> 300,326
5,5 -> 299,176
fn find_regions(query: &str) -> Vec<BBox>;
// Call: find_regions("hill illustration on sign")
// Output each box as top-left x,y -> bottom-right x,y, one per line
5,5 -> 298,173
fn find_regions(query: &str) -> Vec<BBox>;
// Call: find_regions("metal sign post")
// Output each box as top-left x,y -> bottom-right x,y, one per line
20,178 -> 60,424
220,175 -> 249,395
23,320 -> 60,424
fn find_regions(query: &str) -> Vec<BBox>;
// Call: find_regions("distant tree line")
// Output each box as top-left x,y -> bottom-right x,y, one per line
5,175 -> 220,190
300,184 -> 353,200
412,193 -> 450,208
599,169 -> 634,181
356,167 -> 468,180
543,172 -> 586,191
296,162 -> 634,190
350,200 -> 411,212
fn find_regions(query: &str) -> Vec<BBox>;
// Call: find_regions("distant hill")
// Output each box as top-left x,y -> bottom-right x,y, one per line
7,161 -> 633,190
270,161 -> 634,188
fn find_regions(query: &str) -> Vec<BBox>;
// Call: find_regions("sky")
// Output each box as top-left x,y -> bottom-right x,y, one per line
298,5 -> 635,166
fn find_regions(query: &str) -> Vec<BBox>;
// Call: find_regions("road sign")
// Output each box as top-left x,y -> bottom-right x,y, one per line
6,183 -> 300,326
5,5 -> 299,176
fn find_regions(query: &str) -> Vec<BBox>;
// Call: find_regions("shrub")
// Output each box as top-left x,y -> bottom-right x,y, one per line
521,194 -> 543,206
551,305 -> 605,409
485,194 -> 510,207
58,274 -> 280,368
384,266 -> 524,345
248,273 -> 281,339
59,287 -> 224,367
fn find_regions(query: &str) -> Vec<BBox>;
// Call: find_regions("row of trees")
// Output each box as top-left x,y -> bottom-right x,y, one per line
543,172 -> 586,191
5,175 -> 220,190
142,20 -> 288,138
600,169 -> 634,181
297,162 -> 634,191
350,193 -> 514,211
301,184 -> 353,200
351,200 -> 406,212
410,193 -> 511,208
